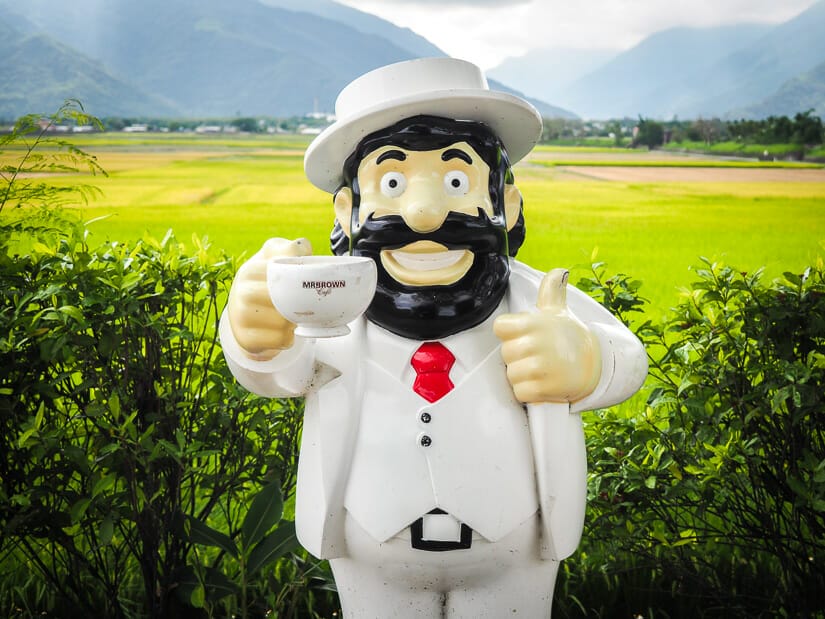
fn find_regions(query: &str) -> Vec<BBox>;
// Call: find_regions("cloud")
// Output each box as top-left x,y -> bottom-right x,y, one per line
520,0 -> 819,50
339,0 -> 820,69
355,0 -> 530,5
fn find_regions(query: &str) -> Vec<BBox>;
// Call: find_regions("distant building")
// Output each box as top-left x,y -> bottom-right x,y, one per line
123,124 -> 148,133
306,112 -> 335,122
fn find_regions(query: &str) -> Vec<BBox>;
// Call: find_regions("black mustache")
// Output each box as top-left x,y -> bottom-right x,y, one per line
351,208 -> 508,256
328,207 -> 512,339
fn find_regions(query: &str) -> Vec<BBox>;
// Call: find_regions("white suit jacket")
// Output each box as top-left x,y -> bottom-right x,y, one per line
220,259 -> 648,560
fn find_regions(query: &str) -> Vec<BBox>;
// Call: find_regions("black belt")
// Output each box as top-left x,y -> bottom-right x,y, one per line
410,508 -> 473,551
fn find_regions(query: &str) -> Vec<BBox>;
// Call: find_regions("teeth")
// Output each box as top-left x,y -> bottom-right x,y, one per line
390,250 -> 465,271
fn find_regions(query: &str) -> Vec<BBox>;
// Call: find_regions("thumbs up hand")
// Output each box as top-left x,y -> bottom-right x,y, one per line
493,268 -> 601,404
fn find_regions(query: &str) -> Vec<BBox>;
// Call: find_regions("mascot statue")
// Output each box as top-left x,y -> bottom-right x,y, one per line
220,57 -> 647,618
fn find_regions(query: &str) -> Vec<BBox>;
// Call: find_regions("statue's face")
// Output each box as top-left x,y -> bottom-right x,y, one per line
332,139 -> 523,340
351,142 -> 495,287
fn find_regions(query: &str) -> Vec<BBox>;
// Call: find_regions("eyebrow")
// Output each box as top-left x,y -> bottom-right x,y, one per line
441,148 -> 473,165
376,149 -> 407,164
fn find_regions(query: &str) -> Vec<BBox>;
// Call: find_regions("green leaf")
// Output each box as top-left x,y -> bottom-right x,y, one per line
203,568 -> 239,601
17,427 -> 38,448
70,497 -> 92,523
241,481 -> 283,548
18,402 -> 45,447
57,305 -> 84,322
34,401 -> 45,430
190,584 -> 205,609
173,566 -> 200,607
109,393 -> 121,420
99,515 -> 114,546
187,516 -> 239,558
91,474 -> 115,498
246,521 -> 299,575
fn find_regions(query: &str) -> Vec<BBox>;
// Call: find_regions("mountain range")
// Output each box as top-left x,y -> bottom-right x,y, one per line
1,0 -> 823,121
0,0 -> 572,121
491,0 -> 825,120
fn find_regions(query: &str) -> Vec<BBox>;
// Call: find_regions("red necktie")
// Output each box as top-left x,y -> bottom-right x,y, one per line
411,342 -> 455,403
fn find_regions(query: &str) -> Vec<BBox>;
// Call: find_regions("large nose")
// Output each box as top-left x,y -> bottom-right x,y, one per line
400,177 -> 448,233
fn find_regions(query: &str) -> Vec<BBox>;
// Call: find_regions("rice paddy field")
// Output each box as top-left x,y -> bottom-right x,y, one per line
4,132 -> 825,316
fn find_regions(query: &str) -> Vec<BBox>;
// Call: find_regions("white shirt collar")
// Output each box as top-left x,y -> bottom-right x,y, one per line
365,299 -> 508,381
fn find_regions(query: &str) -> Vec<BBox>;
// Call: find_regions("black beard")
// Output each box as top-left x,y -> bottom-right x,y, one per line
331,209 -> 511,340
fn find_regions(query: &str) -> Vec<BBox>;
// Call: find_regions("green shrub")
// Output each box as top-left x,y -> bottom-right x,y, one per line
1,102 -> 338,618
558,259 -> 825,618
0,224 -> 340,618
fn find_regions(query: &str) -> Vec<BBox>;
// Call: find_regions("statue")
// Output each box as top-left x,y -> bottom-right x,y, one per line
220,57 -> 648,618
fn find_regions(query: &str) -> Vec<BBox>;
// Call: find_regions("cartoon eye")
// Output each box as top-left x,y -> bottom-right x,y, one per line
380,172 -> 407,197
443,170 -> 470,196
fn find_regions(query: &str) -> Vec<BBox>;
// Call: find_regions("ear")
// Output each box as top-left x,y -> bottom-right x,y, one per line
504,184 -> 522,231
333,187 -> 354,237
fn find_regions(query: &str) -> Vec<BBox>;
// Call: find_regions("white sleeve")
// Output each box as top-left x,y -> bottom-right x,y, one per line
570,314 -> 648,413
218,309 -> 316,398
565,286 -> 648,413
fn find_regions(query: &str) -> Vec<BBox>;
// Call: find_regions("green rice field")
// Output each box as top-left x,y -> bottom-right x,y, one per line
4,133 -> 824,316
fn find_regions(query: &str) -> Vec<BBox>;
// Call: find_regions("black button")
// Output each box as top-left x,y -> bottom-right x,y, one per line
420,411 -> 432,423
420,435 -> 432,447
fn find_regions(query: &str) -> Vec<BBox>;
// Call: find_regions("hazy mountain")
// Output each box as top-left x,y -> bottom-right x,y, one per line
259,0 -> 446,58
3,0 -> 823,121
0,19 -> 177,119
488,0 -> 825,120
0,0 -> 571,119
688,0 -> 825,118
488,48 -> 618,106
735,60 -> 825,119
0,0 -> 417,117
559,24 -> 772,119
256,0 -> 576,117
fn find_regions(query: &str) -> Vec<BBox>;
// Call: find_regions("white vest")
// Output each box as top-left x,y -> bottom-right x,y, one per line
344,343 -> 538,543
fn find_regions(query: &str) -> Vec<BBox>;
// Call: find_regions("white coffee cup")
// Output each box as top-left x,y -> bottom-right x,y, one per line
266,255 -> 377,338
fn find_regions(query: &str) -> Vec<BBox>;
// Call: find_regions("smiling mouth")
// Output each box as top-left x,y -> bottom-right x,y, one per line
380,241 -> 474,286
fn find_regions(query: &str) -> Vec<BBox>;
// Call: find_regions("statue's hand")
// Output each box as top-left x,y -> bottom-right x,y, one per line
493,268 -> 601,404
227,238 -> 312,359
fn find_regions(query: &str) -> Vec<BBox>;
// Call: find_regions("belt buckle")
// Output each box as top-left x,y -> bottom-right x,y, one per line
410,509 -> 473,551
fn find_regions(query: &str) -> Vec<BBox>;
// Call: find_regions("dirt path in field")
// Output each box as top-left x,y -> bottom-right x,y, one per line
555,165 -> 825,183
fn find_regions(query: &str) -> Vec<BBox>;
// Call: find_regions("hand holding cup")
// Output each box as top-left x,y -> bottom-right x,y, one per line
226,237 -> 312,359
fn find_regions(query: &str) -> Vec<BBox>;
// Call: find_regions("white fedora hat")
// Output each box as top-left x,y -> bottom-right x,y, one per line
303,57 -> 543,193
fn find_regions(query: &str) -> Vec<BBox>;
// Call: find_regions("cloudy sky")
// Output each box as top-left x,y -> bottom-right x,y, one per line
337,0 -> 819,69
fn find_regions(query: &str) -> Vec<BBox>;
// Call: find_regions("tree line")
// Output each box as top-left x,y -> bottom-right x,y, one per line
540,110 -> 825,149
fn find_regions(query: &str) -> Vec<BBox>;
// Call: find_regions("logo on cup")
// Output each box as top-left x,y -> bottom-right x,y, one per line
303,280 -> 346,297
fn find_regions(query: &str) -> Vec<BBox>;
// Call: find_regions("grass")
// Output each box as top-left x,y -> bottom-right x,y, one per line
515,177 -> 824,314
663,140 -> 810,159
535,142 -> 618,152
3,137 -> 824,317
2,132 -> 316,150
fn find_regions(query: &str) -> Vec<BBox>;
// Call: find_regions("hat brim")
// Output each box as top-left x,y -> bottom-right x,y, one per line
304,89 -> 543,193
